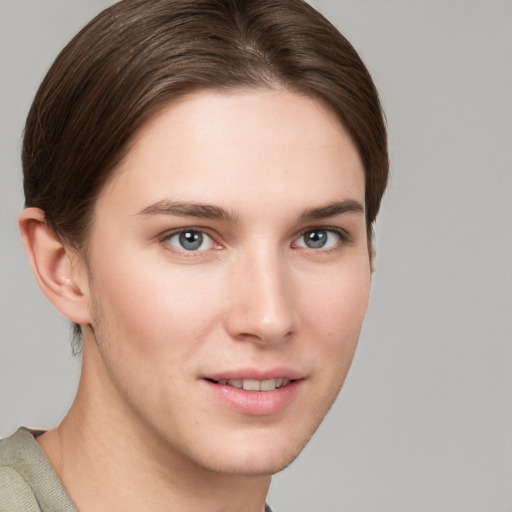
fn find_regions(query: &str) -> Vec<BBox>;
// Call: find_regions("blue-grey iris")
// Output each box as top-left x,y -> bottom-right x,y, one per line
179,231 -> 203,250
304,230 -> 328,249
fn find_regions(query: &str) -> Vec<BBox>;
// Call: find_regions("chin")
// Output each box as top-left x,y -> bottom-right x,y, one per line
202,447 -> 303,477
185,423 -> 318,477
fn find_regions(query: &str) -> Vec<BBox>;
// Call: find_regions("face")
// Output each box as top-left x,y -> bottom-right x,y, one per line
80,89 -> 370,476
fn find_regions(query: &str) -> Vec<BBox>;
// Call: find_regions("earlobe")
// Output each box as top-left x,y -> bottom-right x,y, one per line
18,208 -> 92,325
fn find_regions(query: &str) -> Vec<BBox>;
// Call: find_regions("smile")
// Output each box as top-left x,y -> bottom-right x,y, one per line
204,376 -> 303,416
211,378 -> 292,391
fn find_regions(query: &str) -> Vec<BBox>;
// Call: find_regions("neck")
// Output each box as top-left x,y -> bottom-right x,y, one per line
37,342 -> 271,512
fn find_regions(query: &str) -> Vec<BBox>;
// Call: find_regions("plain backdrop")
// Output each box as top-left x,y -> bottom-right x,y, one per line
1,1 -> 511,511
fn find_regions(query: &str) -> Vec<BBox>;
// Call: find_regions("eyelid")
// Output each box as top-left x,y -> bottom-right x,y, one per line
292,226 -> 353,249
160,227 -> 222,255
158,225 -> 352,254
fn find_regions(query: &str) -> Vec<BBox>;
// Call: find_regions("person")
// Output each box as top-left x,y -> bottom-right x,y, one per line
0,0 -> 388,510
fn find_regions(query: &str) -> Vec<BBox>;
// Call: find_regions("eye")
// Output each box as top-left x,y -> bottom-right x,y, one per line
165,230 -> 215,252
294,229 -> 344,250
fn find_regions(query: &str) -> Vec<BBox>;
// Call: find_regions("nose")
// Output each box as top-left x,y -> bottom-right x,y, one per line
224,246 -> 297,345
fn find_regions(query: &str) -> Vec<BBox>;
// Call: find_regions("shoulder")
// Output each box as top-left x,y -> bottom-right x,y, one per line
0,429 -> 43,511
0,428 -> 77,512
0,465 -> 41,511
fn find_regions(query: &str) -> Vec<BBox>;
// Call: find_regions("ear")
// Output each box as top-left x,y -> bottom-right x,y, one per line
18,208 -> 92,325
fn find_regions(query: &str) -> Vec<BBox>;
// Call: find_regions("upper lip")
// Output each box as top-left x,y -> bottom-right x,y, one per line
204,367 -> 305,382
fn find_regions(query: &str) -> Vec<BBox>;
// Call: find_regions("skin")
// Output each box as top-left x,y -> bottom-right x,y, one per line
20,89 -> 370,512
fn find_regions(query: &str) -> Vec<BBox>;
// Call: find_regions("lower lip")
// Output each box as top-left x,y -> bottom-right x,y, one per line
203,379 -> 303,416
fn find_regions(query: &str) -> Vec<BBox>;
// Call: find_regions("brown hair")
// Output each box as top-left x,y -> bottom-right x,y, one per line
22,0 -> 388,347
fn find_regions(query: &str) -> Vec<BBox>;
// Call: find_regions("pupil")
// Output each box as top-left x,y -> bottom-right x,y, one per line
179,231 -> 203,250
306,231 -> 327,248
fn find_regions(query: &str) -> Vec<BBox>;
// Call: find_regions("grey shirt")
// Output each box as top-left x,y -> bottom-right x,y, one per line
0,428 -> 275,511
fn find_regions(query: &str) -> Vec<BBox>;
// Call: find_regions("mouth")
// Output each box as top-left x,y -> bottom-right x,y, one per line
205,377 -> 292,391
203,370 -> 304,415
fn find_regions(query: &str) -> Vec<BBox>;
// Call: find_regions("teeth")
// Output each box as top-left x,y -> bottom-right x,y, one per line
219,378 -> 291,391
243,379 -> 261,391
260,379 -> 276,391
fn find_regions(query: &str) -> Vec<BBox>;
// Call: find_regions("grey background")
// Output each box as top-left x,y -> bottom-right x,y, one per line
1,0 -> 511,510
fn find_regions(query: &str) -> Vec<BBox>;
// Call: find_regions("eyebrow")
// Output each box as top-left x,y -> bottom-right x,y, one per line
137,198 -> 364,223
137,200 -> 238,223
298,199 -> 364,222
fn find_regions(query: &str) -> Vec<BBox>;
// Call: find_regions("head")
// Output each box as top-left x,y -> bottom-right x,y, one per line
19,0 -> 388,476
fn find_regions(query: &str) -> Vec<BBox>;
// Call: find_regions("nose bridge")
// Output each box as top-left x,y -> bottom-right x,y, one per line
226,241 -> 296,344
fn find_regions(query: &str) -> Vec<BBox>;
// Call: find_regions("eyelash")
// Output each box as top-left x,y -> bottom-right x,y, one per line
160,226 -> 352,255
161,228 -> 221,256
292,227 -> 352,252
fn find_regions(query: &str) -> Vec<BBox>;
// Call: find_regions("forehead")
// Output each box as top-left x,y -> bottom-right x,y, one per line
96,89 -> 365,218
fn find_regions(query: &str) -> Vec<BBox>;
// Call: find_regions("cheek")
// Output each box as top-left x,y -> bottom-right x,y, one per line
298,260 -> 370,376
88,257 -> 226,358
87,263 -> 230,415
301,260 -> 370,334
